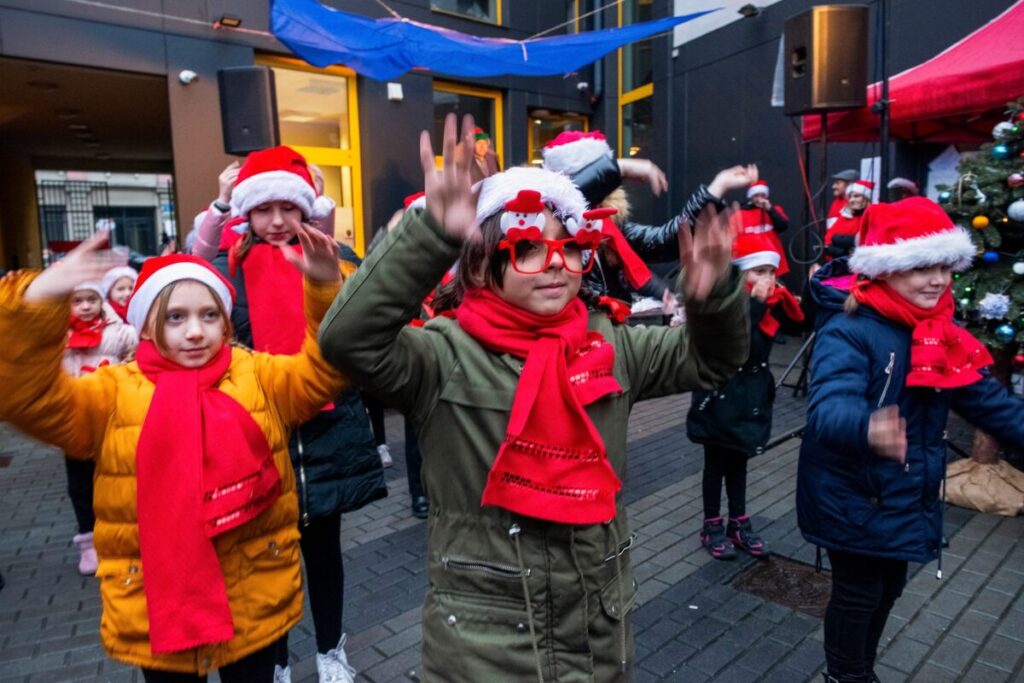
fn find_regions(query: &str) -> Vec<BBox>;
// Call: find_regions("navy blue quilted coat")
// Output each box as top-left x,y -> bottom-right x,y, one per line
797,260 -> 1024,563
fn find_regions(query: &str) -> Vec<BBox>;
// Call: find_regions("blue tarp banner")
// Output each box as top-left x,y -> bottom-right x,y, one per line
270,0 -> 716,80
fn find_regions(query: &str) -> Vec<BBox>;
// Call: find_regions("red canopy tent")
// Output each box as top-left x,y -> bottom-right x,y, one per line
802,1 -> 1024,143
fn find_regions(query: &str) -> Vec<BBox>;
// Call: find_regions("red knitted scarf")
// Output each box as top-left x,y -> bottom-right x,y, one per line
67,315 -> 106,349
240,243 -> 304,354
746,282 -> 805,337
852,282 -> 993,389
456,288 -> 623,524
135,341 -> 281,653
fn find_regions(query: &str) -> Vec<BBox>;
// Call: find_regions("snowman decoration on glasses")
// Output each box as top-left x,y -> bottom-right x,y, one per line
498,190 -> 607,275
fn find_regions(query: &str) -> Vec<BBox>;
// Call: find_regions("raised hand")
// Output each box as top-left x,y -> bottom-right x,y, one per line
750,277 -> 774,302
618,158 -> 669,197
281,224 -> 342,283
25,231 -> 128,303
678,203 -> 735,303
419,113 -> 480,243
708,164 -> 759,198
217,161 -> 241,205
868,405 -> 907,463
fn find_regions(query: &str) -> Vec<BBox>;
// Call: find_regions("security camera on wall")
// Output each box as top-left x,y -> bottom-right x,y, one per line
178,70 -> 199,85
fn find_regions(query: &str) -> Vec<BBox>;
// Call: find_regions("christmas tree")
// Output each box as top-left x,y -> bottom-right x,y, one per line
938,95 -> 1024,516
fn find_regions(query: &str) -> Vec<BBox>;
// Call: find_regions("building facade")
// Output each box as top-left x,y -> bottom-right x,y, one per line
0,0 -> 1016,275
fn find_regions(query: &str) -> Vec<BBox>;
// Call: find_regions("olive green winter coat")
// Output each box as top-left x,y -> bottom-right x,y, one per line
318,211 -> 749,682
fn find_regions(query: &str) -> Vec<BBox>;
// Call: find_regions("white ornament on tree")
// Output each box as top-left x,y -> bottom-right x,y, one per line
993,121 -> 1017,139
1009,198 -> 1024,222
977,292 -> 1011,320
1014,261 -> 1024,276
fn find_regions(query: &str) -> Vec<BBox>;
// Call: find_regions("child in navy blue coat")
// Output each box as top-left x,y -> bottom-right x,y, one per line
798,198 -> 1024,683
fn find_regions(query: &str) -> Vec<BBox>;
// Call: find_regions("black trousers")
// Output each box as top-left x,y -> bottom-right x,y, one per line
702,445 -> 748,520
141,642 -> 276,682
404,418 -> 425,500
363,392 -> 387,448
64,457 -> 96,534
824,549 -> 908,682
276,512 -> 344,667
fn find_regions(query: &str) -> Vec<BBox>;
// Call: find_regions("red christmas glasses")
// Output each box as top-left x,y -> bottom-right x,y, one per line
500,234 -> 602,275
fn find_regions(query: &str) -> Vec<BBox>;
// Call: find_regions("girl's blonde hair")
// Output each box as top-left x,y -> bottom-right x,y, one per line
146,280 -> 233,353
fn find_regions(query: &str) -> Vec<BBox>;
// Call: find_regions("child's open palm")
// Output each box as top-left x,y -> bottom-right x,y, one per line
420,112 -> 480,243
679,203 -> 735,303
281,224 -> 342,283
25,230 -> 128,303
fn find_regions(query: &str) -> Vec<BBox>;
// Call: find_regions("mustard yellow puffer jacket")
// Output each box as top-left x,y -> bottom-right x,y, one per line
0,270 -> 346,675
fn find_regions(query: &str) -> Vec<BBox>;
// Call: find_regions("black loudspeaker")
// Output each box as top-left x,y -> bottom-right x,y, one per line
217,66 -> 280,155
783,5 -> 869,116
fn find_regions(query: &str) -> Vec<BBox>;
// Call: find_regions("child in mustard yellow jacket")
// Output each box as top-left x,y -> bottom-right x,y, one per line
0,225 -> 345,682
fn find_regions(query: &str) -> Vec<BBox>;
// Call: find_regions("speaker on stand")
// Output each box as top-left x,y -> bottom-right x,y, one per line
217,66 -> 280,156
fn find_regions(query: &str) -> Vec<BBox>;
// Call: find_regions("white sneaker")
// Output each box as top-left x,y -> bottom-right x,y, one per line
273,664 -> 292,683
377,444 -> 393,468
316,634 -> 357,683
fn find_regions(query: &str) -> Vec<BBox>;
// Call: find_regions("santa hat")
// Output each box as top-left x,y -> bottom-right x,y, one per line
732,233 -> 781,271
848,197 -> 975,279
126,255 -> 235,333
747,180 -> 769,199
476,167 -> 587,232
72,281 -> 105,300
846,179 -> 875,198
541,131 -> 614,176
403,191 -> 426,211
230,146 -> 334,220
101,266 -> 138,299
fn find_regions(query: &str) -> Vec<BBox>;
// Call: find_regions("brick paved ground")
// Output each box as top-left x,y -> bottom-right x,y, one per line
2,340 -> 1023,682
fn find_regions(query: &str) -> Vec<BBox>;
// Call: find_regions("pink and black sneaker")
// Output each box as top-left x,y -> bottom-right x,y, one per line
727,515 -> 769,557
701,517 -> 736,560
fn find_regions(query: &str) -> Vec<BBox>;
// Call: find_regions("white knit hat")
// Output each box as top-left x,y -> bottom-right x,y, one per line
476,167 -> 588,234
101,266 -> 138,299
72,281 -> 105,300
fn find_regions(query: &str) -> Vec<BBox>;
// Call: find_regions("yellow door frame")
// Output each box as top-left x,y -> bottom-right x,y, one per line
617,1 -> 654,158
432,80 -> 505,168
255,55 -> 366,255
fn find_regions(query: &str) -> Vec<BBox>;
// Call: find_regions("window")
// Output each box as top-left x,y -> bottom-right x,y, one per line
527,111 -> 589,166
432,81 -> 504,168
617,0 -> 655,158
258,56 -> 365,254
431,0 -> 500,24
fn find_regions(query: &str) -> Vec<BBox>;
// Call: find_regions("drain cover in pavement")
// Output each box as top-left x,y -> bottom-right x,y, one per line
732,556 -> 832,618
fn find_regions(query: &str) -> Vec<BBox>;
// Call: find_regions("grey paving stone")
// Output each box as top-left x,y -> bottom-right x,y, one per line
926,633 -> 981,673
879,635 -> 932,674
977,633 -> 1024,673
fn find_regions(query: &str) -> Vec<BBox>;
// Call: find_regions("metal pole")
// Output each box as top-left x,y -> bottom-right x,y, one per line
877,0 -> 890,194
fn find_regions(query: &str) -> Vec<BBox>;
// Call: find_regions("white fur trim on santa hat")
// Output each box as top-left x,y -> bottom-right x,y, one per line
747,183 -> 769,199
476,167 -> 588,233
733,251 -> 780,271
126,262 -> 233,332
848,227 -> 976,279
101,266 -> 138,299
541,137 -> 613,176
846,182 -> 873,198
73,281 -> 105,300
230,170 -> 330,220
